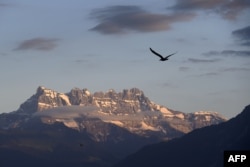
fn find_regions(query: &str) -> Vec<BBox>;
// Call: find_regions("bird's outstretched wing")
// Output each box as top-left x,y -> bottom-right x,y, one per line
149,48 -> 164,59
166,52 -> 177,58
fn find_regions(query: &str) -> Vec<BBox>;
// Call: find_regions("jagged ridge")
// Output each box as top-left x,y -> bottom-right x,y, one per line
0,86 -> 226,141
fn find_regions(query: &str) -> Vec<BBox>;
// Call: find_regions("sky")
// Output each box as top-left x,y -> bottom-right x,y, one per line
0,0 -> 249,119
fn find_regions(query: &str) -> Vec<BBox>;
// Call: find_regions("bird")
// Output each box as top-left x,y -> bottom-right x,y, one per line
149,48 -> 177,61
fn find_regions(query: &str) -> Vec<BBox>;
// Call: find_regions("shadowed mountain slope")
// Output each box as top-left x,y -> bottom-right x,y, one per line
114,105 -> 250,167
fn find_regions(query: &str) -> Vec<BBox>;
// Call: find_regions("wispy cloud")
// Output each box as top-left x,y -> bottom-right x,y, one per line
197,72 -> 219,77
14,37 -> 60,51
160,82 -> 179,88
221,50 -> 250,57
232,26 -> 250,46
193,67 -> 250,78
89,5 -> 195,34
0,2 -> 15,9
168,0 -> 250,20
0,3 -> 9,7
221,67 -> 250,72
0,52 -> 8,56
187,58 -> 221,63
74,59 -> 89,63
193,66 -> 250,78
179,66 -> 190,72
203,50 -> 250,57
34,106 -> 99,119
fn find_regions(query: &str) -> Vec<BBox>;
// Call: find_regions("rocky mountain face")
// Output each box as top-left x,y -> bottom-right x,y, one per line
1,86 -> 226,138
0,86 -> 227,167
113,104 -> 250,167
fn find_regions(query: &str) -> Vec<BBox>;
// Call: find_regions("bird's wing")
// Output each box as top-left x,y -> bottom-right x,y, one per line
166,52 -> 177,58
149,48 -> 164,59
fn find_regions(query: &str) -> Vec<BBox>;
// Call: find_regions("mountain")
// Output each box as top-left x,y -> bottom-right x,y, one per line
0,86 -> 226,167
113,105 -> 250,167
0,86 -> 226,136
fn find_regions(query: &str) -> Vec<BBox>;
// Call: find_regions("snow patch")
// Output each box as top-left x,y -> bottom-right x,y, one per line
205,115 -> 211,121
84,90 -> 91,96
194,111 -> 218,115
59,94 -> 71,105
104,120 -> 124,127
140,121 -> 159,131
175,113 -> 185,119
38,102 -> 52,107
160,107 -> 172,114
63,120 -> 79,129
43,89 -> 57,98
124,100 -> 139,103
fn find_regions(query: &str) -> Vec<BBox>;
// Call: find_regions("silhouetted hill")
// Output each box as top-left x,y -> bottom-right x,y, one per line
114,105 -> 250,167
0,118 -> 150,167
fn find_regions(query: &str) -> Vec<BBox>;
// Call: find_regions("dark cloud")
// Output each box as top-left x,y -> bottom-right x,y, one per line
89,5 -> 195,34
188,58 -> 221,63
232,26 -> 250,46
168,0 -> 250,20
14,37 -> 60,51
203,50 -> 250,57
221,50 -> 250,57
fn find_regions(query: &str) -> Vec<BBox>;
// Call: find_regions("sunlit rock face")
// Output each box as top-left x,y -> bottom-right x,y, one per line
0,86 -> 226,140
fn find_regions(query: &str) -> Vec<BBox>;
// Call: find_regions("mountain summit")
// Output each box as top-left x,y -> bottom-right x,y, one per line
1,86 -> 226,138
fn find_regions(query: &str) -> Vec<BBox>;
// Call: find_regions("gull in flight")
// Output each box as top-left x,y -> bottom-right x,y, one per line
149,48 -> 177,61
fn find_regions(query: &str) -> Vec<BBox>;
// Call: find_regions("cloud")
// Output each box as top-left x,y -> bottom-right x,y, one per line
74,59 -> 89,63
168,0 -> 250,20
0,52 -> 8,56
179,66 -> 190,71
193,67 -> 250,78
203,50 -> 250,58
0,3 -> 9,7
89,5 -> 195,34
232,26 -> 250,46
221,67 -> 250,72
161,82 -> 178,88
14,37 -> 60,51
0,2 -> 14,9
187,58 -> 221,63
34,106 -> 99,119
197,72 -> 219,77
220,50 -> 250,57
